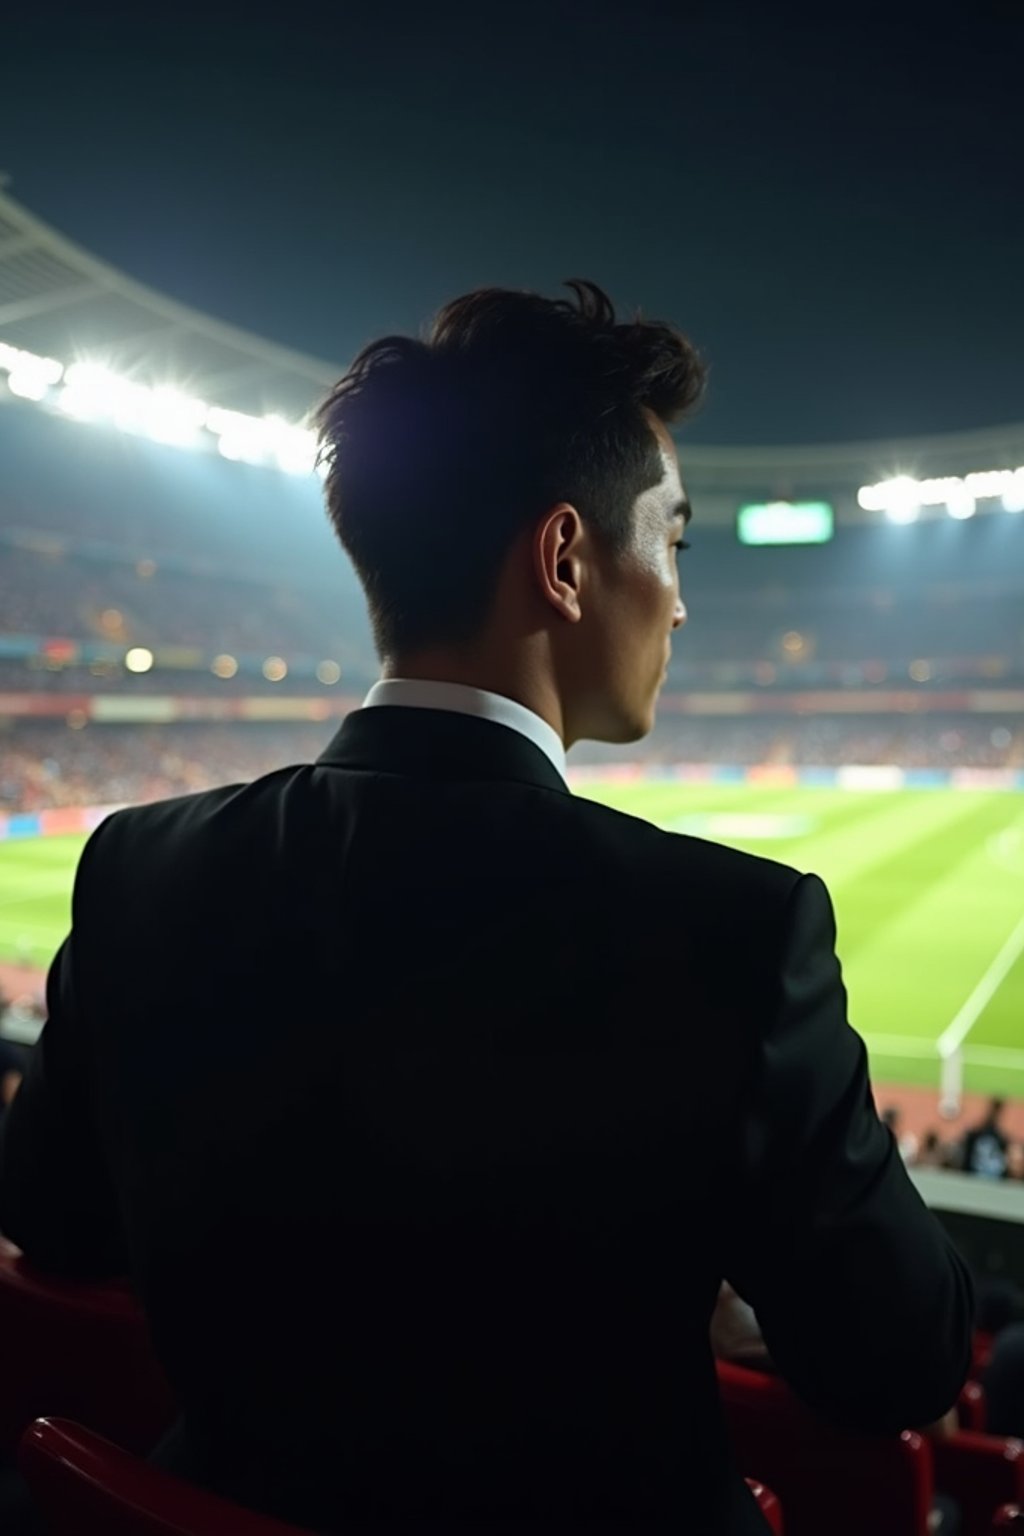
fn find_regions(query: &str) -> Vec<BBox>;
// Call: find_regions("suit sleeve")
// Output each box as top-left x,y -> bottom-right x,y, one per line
723,871 -> 974,1432
0,827 -> 127,1276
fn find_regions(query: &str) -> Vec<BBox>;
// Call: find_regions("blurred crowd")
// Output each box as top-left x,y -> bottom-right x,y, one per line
0,548 -> 365,660
882,1100 -> 1024,1181
2,716 -> 1022,816
2,541 -> 1023,695
569,714 -> 1023,770
0,724 -> 329,813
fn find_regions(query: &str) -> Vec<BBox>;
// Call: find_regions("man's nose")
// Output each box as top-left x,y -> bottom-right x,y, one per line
672,599 -> 687,630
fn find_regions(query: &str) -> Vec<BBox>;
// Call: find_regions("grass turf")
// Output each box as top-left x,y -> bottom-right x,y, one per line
1,785 -> 1021,1097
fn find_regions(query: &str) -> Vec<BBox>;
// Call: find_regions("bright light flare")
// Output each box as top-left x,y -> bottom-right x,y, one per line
3,335 -> 320,476
862,466 -> 1024,519
1002,471 -> 1024,513
59,364 -> 207,445
945,487 -> 976,520
0,343 -> 63,402
866,477 -> 921,523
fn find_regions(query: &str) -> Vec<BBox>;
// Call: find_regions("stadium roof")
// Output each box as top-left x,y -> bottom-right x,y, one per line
1,185 -> 1023,515
0,185 -> 337,423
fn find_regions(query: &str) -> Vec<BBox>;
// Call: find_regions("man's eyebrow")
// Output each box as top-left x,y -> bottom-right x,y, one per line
668,497 -> 692,526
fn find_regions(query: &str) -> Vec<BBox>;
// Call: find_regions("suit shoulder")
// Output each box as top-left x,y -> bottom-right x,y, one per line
85,766 -> 308,863
563,788 -> 802,903
91,782 -> 249,847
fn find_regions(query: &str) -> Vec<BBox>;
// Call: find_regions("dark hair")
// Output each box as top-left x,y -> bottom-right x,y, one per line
313,280 -> 705,656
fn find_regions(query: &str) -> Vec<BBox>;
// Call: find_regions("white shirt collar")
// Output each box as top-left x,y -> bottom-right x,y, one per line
361,678 -> 568,783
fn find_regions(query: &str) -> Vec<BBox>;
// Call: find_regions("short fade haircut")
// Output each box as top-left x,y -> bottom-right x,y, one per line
313,280 -> 705,657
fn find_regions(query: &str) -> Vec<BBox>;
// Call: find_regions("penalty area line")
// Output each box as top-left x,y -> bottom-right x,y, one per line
937,911 -> 1024,1061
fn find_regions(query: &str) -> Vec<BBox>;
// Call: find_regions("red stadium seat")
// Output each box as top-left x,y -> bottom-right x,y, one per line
18,1417 -> 309,1536
0,1237 -> 175,1455
716,1359 -> 933,1536
932,1431 -> 1024,1536
18,1418 -> 772,1536
745,1476 -> 784,1534
960,1380 -> 988,1432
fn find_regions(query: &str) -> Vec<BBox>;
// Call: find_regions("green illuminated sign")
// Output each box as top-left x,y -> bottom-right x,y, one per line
737,501 -> 834,545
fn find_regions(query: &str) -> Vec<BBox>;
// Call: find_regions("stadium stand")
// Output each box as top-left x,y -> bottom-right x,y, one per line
2,216 -> 1022,816
1,185 -> 1023,1533
1,718 -> 1022,817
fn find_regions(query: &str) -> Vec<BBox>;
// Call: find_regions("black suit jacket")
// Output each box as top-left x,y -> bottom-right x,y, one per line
0,707 -> 973,1533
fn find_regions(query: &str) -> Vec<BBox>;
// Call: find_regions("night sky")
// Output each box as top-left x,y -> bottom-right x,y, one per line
3,2 -> 1022,446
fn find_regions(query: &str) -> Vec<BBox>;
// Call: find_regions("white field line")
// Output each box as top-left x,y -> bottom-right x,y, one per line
959,1046 -> 1024,1071
863,1034 -> 939,1058
937,911 -> 1024,1060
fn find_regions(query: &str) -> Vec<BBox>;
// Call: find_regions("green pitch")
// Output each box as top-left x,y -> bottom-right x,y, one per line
1,785 -> 1022,1097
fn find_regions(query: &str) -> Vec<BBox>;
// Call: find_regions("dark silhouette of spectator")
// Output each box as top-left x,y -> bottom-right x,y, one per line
0,280 -> 974,1536
916,1130 -> 950,1169
961,1098 -> 1011,1179
880,1104 -> 919,1163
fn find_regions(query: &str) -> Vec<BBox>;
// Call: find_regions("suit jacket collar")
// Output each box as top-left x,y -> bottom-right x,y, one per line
317,706 -> 572,797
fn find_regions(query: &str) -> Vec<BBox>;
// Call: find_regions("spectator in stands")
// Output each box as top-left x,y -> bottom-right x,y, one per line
881,1104 -> 919,1163
0,996 -> 43,1046
961,1097 -> 1010,1179
916,1129 -> 953,1169
0,280 -> 974,1536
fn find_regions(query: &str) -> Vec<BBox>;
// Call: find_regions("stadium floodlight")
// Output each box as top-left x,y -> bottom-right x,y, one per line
272,422 -> 318,476
59,361 -> 132,422
0,342 -> 63,402
7,371 -> 50,401
204,410 -> 317,473
59,365 -> 208,448
1003,470 -> 1024,513
945,485 -> 976,520
860,476 -> 921,522
965,469 -> 1014,499
206,404 -> 272,465
1,333 -> 323,481
139,387 -> 208,447
861,466 -> 1024,519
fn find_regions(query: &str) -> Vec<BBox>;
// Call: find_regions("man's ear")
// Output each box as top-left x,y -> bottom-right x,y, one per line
532,503 -> 585,623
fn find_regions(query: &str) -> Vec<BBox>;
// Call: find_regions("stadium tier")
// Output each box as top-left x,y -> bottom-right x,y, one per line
0,187 -> 1022,1112
2,406 -> 1023,702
